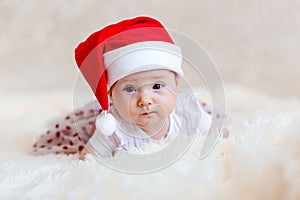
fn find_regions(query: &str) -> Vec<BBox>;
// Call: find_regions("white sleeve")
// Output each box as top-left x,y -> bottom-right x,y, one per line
196,105 -> 212,135
87,129 -> 120,157
176,91 -> 213,136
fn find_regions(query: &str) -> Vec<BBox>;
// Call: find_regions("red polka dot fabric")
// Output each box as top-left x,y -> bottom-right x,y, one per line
32,100 -> 224,155
200,101 -> 225,120
32,101 -> 102,155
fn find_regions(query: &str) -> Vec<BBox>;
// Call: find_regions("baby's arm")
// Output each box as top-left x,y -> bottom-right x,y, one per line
79,131 -> 120,160
199,101 -> 230,138
79,146 -> 89,160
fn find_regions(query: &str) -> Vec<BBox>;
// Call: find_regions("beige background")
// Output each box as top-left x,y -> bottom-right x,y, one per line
1,0 -> 299,98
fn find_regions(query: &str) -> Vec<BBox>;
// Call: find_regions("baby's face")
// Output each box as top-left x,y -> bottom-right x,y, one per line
111,69 -> 178,130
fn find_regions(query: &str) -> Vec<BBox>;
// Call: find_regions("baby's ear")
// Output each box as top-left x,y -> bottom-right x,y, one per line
175,74 -> 180,88
108,89 -> 113,101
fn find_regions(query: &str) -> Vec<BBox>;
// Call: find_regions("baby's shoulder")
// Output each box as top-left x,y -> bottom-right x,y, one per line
175,91 -> 204,120
176,90 -> 204,113
176,90 -> 215,116
174,90 -> 213,134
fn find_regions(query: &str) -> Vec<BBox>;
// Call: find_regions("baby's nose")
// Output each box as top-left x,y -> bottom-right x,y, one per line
137,91 -> 153,107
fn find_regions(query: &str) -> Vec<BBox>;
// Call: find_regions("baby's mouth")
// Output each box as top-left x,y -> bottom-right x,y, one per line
141,111 -> 155,116
140,106 -> 155,116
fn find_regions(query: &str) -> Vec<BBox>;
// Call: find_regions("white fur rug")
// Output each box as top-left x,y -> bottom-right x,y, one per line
1,85 -> 300,200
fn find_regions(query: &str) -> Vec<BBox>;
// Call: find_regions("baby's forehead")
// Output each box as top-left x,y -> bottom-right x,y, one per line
120,69 -> 176,82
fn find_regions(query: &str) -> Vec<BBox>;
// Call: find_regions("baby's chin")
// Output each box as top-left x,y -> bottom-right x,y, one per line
134,117 -> 155,127
127,111 -> 169,127
135,116 -> 168,129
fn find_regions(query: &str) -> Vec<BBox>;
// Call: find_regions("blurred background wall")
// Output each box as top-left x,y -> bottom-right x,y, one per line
1,0 -> 299,97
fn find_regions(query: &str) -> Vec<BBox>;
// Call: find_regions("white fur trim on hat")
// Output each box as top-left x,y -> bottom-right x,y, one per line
103,41 -> 183,89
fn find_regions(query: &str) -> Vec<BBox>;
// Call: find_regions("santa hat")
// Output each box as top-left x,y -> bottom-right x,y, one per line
74,16 -> 183,136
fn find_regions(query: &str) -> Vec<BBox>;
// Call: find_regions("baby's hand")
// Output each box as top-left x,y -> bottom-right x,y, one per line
222,128 -> 230,139
79,146 -> 88,160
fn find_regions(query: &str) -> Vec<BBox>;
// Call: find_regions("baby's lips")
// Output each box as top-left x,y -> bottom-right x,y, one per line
141,111 -> 155,116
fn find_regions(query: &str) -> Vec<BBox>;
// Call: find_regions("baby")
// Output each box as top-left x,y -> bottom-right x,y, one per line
32,16 -> 227,159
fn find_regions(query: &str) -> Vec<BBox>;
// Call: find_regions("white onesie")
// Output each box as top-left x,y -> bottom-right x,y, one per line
33,91 -> 221,156
88,91 -> 212,157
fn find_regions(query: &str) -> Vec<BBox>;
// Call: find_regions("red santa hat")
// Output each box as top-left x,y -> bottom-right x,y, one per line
74,16 -> 183,111
74,16 -> 183,137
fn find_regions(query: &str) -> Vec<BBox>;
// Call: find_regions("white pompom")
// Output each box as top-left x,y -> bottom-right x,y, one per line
95,111 -> 117,136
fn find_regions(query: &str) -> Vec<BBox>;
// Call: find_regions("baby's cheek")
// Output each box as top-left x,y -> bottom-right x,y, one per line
157,104 -> 172,118
124,101 -> 139,121
119,105 -> 132,119
163,98 -> 176,113
114,96 -> 130,113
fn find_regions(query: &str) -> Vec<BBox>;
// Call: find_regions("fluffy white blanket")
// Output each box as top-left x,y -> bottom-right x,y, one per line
1,85 -> 300,200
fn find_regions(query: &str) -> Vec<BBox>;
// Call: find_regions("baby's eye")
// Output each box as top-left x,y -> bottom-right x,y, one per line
124,87 -> 136,93
152,83 -> 163,90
